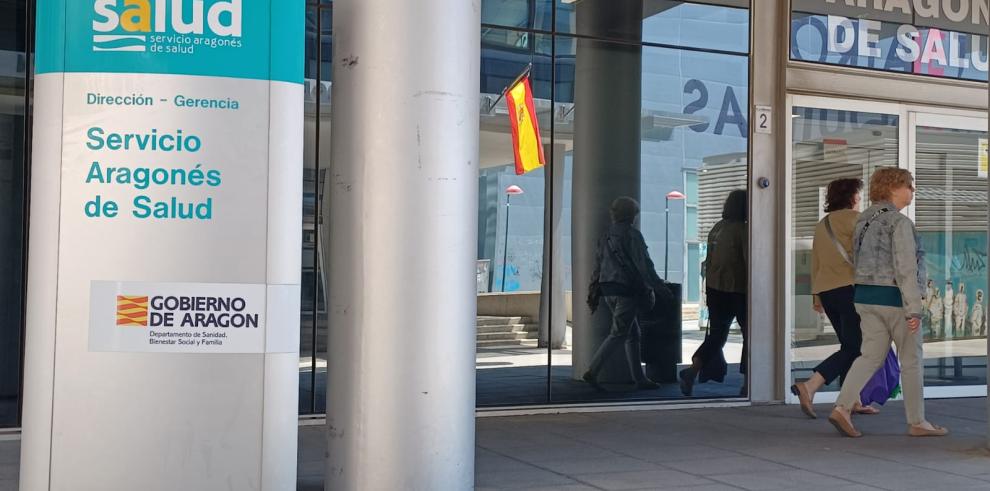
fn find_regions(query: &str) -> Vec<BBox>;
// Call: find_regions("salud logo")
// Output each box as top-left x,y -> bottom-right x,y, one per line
92,0 -> 243,54
116,295 -> 149,326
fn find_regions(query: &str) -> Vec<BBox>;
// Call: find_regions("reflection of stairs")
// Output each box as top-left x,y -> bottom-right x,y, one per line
682,304 -> 699,321
477,316 -> 539,347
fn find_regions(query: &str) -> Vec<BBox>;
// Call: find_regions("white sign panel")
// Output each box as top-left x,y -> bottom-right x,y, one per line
755,105 -> 772,134
21,1 -> 303,488
90,281 -> 269,353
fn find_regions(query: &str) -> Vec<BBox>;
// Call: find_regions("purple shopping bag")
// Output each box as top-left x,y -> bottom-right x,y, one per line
860,348 -> 901,406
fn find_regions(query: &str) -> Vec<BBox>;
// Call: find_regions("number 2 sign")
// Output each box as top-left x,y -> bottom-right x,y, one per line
755,105 -> 772,135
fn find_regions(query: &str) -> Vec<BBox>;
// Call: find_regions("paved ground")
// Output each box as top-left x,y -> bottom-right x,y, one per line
3,397 -> 990,490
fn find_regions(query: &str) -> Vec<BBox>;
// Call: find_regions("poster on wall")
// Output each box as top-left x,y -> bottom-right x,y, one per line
979,138 -> 988,178
919,232 -> 988,342
22,1 -> 303,488
33,0 -> 302,354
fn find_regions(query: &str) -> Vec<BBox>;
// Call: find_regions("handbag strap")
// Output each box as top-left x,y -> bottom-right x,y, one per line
823,214 -> 853,267
856,207 -> 890,251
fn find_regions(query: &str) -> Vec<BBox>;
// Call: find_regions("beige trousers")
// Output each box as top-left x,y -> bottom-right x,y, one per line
835,303 -> 925,425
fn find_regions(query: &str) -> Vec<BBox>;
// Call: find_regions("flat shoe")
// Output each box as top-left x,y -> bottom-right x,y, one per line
790,383 -> 817,419
908,424 -> 948,437
828,410 -> 862,438
854,405 -> 880,415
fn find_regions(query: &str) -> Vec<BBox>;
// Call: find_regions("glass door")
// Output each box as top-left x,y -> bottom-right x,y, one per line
909,112 -> 989,398
786,99 -> 989,404
785,96 -> 905,403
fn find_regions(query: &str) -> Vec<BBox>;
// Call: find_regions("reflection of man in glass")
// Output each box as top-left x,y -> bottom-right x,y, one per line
584,197 -> 668,391
953,283 -> 968,337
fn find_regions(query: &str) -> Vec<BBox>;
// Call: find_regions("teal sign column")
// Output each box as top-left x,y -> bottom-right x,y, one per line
21,1 -> 304,489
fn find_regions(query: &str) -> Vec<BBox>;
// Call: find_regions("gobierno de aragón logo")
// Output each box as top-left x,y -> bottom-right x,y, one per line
115,294 -> 261,328
92,0 -> 243,54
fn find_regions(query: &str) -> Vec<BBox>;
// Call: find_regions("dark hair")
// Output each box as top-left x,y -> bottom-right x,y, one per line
609,196 -> 640,223
824,178 -> 863,213
721,189 -> 746,222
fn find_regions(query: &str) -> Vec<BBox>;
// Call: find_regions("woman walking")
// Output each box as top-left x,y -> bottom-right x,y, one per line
828,168 -> 947,438
791,178 -> 878,418
680,190 -> 747,396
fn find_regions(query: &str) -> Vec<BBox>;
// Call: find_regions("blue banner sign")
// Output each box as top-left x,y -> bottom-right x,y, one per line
792,12 -> 988,82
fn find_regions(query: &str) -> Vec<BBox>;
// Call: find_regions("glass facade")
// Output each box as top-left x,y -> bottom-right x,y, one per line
0,0 -> 28,428
477,0 -> 750,405
1,0 -> 987,429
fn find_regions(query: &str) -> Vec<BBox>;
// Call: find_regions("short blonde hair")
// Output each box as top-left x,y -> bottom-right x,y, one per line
869,167 -> 914,203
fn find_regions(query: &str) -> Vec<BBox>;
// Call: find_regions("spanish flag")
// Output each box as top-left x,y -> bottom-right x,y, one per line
505,76 -> 545,175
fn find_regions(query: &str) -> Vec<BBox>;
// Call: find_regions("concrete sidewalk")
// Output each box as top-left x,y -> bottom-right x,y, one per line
3,398 -> 989,490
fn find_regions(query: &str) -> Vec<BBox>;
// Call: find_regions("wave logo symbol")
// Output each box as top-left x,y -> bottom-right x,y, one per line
93,34 -> 146,52
116,295 -> 149,327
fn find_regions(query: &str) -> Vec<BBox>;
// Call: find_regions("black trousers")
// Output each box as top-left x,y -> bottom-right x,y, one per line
694,288 -> 748,376
814,285 -> 862,385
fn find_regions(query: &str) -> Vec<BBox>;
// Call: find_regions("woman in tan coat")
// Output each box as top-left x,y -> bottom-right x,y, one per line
791,178 -> 878,418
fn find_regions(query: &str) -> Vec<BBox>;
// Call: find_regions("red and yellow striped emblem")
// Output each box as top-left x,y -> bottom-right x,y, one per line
116,295 -> 149,327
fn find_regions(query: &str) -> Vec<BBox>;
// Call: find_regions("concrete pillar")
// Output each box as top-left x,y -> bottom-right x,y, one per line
540,143 -> 566,349
324,0 -> 479,489
571,0 -> 644,382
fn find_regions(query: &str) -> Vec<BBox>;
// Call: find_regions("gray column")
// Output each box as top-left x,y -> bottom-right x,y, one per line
540,143 -> 567,349
571,0 -> 644,382
324,0 -> 479,489
749,0 -> 786,403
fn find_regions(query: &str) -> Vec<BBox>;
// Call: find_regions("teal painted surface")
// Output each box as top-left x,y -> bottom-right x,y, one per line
36,0 -> 302,83
36,0 -> 66,73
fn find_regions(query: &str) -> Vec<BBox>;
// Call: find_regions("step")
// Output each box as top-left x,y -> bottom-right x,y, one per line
476,331 -> 539,342
477,324 -> 540,334
477,324 -> 533,334
477,316 -> 532,326
476,338 -> 539,348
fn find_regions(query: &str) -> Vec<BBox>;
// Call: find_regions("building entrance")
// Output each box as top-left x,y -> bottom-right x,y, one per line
786,95 -> 988,404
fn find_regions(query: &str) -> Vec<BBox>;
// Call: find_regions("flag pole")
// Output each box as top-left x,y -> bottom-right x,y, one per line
488,63 -> 533,113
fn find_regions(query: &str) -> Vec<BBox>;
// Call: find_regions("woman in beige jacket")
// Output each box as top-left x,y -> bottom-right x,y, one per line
791,178 -> 878,418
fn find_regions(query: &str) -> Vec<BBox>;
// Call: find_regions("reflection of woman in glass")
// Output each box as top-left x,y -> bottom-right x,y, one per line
953,283 -> 967,337
930,289 -> 943,339
828,168 -> 946,438
792,179 -> 877,418
679,190 -> 747,397
970,290 -> 985,338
